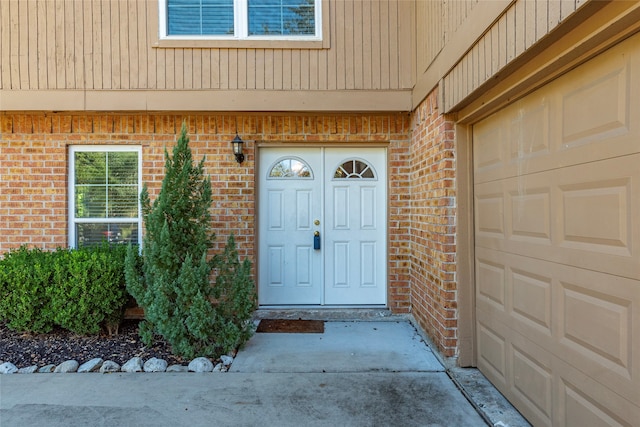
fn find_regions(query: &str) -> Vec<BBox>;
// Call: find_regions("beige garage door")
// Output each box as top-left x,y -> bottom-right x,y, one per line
473,33 -> 640,426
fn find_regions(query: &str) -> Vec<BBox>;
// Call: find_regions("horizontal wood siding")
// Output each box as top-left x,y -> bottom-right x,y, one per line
0,0 -> 413,93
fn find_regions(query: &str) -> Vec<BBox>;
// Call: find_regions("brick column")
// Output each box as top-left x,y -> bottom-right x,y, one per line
409,89 -> 459,357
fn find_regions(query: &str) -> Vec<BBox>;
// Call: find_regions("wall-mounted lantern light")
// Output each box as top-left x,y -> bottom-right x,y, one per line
231,134 -> 244,164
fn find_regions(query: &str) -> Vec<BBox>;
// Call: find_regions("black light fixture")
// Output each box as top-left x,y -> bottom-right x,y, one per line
231,134 -> 244,164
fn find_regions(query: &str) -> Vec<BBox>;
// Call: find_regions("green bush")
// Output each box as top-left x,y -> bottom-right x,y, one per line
125,123 -> 256,359
0,244 -> 129,335
50,244 -> 129,335
0,246 -> 56,333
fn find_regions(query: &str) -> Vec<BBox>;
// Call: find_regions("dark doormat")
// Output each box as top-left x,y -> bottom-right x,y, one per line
256,319 -> 325,333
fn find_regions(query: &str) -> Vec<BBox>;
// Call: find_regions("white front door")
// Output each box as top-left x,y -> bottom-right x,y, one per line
258,147 -> 387,306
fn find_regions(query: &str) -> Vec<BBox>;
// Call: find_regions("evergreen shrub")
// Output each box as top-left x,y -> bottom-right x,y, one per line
125,123 -> 256,360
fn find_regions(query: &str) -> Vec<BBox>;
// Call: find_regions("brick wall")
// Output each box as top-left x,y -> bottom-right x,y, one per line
0,112 -> 411,312
409,89 -> 459,357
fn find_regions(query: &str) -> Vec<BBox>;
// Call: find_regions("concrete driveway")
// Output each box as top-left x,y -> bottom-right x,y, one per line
0,318 -> 528,426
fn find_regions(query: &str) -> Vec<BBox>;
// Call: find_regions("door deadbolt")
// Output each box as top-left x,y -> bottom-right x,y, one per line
314,220 -> 320,225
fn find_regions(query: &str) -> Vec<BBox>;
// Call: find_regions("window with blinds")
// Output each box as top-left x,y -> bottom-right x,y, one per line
248,0 -> 315,36
69,147 -> 142,248
167,0 -> 234,35
162,0 -> 320,39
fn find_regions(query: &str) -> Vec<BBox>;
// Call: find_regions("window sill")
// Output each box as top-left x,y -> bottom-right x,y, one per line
152,37 -> 328,50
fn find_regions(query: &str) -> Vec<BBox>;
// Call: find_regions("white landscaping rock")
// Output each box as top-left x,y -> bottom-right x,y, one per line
78,358 -> 104,373
212,363 -> 223,372
188,357 -> 213,373
54,360 -> 79,373
220,355 -> 234,366
121,357 -> 144,373
0,362 -> 18,374
99,361 -> 121,373
38,364 -> 56,373
18,365 -> 38,374
143,357 -> 167,373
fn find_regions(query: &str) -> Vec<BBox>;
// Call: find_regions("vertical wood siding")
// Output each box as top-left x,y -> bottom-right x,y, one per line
0,0 -> 413,92
442,0 -> 583,110
416,0 -> 479,74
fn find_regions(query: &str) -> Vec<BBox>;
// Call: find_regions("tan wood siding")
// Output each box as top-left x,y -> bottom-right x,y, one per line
0,0 -> 412,97
442,0 -> 585,111
457,1 -> 640,123
416,0 -> 479,80
412,1 -> 627,112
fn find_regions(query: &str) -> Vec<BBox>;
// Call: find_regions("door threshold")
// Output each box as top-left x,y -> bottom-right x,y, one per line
255,306 -> 406,322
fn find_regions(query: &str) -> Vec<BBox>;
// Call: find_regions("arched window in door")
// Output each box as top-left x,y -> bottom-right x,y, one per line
268,157 -> 313,179
333,159 -> 376,179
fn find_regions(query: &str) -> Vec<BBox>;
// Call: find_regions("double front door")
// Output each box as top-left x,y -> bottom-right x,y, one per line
258,147 -> 387,306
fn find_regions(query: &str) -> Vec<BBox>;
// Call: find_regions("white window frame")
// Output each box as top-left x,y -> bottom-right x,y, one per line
68,145 -> 143,249
158,0 -> 322,41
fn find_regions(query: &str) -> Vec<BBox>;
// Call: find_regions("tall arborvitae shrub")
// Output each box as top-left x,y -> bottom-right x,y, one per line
125,123 -> 256,359
211,234 -> 256,353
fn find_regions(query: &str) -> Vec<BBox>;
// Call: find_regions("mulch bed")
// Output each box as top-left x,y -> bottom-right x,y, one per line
0,320 -> 188,368
256,319 -> 324,333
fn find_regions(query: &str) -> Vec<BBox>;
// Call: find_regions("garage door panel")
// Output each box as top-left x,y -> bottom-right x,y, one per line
475,93 -> 551,185
511,268 -> 552,332
476,248 -> 639,406
475,155 -> 639,280
557,164 -> 635,260
475,191 -> 505,237
560,49 -> 631,148
557,361 -> 640,427
511,343 -> 553,425
510,187 -> 552,242
476,311 -> 554,426
477,315 -> 640,426
560,281 -> 631,377
478,302 -> 639,426
475,32 -> 640,424
474,34 -> 640,186
556,270 -> 638,393
510,101 -> 551,163
476,247 -> 553,336
476,257 -> 507,308
476,250 -> 555,344
554,157 -> 637,277
477,320 -> 508,385
474,119 -> 506,176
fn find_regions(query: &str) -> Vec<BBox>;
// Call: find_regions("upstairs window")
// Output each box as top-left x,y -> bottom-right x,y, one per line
161,0 -> 321,40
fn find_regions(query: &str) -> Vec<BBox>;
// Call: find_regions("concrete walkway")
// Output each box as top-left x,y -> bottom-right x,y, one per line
231,321 -> 444,373
0,318 -> 529,427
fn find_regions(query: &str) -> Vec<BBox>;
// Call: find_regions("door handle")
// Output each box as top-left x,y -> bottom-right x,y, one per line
314,231 -> 321,250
